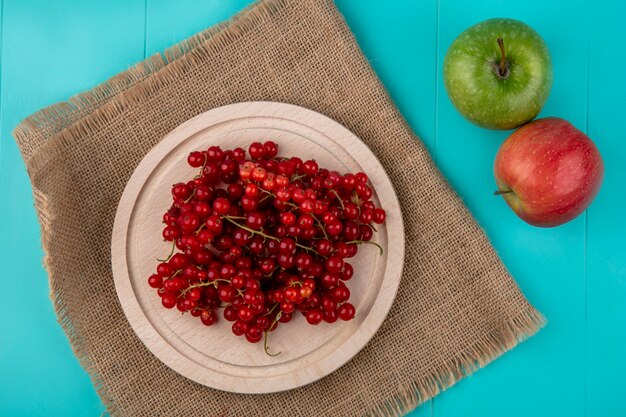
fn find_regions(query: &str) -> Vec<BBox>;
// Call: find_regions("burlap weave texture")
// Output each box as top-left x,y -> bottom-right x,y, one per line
13,0 -> 544,416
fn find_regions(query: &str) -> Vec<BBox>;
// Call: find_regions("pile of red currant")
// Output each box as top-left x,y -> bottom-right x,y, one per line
148,141 -> 386,354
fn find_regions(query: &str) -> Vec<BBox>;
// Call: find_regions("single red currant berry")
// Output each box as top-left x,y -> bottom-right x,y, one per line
223,305 -> 238,321
245,325 -> 263,343
323,309 -> 339,323
280,301 -> 295,313
355,172 -> 368,184
278,312 -> 292,323
232,147 -> 246,161
263,141 -> 278,158
200,310 -> 217,326
206,146 -> 224,162
295,252 -> 313,271
245,211 -> 266,230
212,197 -> 231,215
255,315 -> 272,331
162,225 -> 181,241
331,286 -> 350,303
148,274 -> 163,289
231,274 -> 245,289
237,306 -> 255,322
301,160 -> 319,176
277,253 -> 295,269
300,286 -> 313,298
280,211 -> 296,225
248,142 -> 266,159
171,182 -> 192,199
340,263 -> 354,281
240,195 -> 259,212
193,201 -> 211,218
156,262 -> 173,277
219,264 -> 235,279
320,273 -> 339,288
205,215 -> 223,235
305,308 -> 323,325
251,167 -> 267,182
226,183 -> 244,200
283,287 -> 299,302
325,255 -> 344,274
321,295 -> 337,312
187,151 -> 206,168
326,220 -> 343,236
373,208 -> 386,224
338,303 -> 356,321
359,224 -> 374,241
161,293 -> 176,309
232,320 -> 249,336
218,285 -> 237,303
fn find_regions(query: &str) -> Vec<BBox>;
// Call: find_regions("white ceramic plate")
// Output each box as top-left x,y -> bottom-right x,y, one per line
111,102 -> 404,393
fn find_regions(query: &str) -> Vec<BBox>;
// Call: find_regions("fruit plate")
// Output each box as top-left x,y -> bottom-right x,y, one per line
111,101 -> 405,394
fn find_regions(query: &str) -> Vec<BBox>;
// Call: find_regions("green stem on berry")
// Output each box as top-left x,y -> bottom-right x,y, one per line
194,223 -> 205,235
291,174 -> 307,182
194,153 -> 208,179
182,278 -> 241,297
264,312 -> 282,357
311,213 -> 329,240
264,302 -> 280,316
156,241 -> 176,262
346,239 -> 384,255
223,215 -> 280,242
330,189 -> 345,211
184,189 -> 196,203
223,215 -> 321,256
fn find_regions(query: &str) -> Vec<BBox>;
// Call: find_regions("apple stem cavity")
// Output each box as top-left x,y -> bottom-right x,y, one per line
494,189 -> 513,196
495,38 -> 511,79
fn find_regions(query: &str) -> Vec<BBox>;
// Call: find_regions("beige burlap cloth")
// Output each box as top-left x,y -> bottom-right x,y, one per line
13,0 -> 544,415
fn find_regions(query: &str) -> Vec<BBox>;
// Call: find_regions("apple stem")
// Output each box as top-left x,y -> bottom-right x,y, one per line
497,38 -> 507,77
494,189 -> 513,196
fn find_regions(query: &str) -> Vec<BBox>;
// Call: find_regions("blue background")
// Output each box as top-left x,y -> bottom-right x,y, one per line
1,0 -> 624,416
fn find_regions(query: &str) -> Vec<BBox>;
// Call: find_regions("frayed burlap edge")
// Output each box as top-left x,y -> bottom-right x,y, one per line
17,1 -> 293,415
365,309 -> 545,417
14,0 -> 546,415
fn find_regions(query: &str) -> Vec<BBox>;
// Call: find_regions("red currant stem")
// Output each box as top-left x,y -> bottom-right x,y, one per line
264,302 -> 280,316
264,266 -> 280,278
264,312 -> 282,357
368,223 -> 378,233
291,174 -> 307,182
288,281 -> 304,288
194,223 -> 206,235
330,189 -> 345,211
223,215 -> 322,256
195,153 -> 208,179
183,188 -> 196,203
182,279 -> 241,296
259,194 -> 271,203
156,241 -> 176,262
295,242 -> 321,256
310,213 -> 329,240
346,239 -> 384,255
223,215 -> 279,242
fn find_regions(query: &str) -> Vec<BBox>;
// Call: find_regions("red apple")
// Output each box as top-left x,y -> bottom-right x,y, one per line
494,117 -> 603,227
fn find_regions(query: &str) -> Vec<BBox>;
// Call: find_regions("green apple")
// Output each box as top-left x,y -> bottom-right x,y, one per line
443,18 -> 553,130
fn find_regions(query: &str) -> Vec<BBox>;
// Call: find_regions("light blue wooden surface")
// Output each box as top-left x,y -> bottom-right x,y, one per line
0,1 -> 624,416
